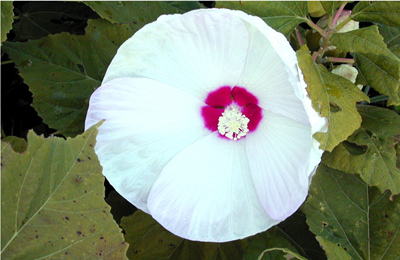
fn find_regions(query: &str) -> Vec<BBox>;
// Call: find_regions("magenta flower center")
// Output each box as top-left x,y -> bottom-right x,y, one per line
201,86 -> 262,140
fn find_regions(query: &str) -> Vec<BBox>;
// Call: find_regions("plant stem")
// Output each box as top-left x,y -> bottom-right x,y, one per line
324,57 -> 355,64
1,60 -> 14,65
295,26 -> 304,46
370,95 -> 388,103
331,2 -> 347,28
306,19 -> 325,36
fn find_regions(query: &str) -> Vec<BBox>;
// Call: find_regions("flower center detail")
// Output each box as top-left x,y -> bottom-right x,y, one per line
218,106 -> 249,140
201,86 -> 262,140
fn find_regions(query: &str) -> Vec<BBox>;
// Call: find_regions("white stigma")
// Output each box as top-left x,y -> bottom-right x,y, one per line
218,106 -> 249,140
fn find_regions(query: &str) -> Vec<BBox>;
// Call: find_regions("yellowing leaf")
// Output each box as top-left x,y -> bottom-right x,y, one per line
304,164 -> 400,260
216,1 -> 308,35
323,105 -> 400,195
2,19 -> 132,137
297,45 -> 369,151
1,122 -> 128,259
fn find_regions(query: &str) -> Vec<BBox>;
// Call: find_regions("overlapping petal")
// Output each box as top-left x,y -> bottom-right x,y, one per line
103,10 -> 251,100
147,132 -> 277,242
85,77 -> 208,212
246,110 -> 315,220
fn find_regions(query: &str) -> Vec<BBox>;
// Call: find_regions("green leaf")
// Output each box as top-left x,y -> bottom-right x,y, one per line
1,122 -> 128,259
11,1 -> 98,41
320,1 -> 344,17
2,19 -> 132,137
330,26 -> 396,59
121,210 -> 248,260
1,1 -> 14,43
352,1 -> 400,27
323,105 -> 400,194
379,24 -> 400,58
84,1 -> 203,31
354,52 -> 400,106
216,1 -> 308,36
316,236 -> 352,260
297,45 -> 369,151
1,135 -> 27,153
304,163 -> 400,260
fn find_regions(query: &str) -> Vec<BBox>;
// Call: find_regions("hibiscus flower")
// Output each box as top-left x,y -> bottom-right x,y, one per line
85,8 -> 326,242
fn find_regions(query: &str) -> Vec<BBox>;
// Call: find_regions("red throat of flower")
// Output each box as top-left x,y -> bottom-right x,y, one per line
201,86 -> 262,140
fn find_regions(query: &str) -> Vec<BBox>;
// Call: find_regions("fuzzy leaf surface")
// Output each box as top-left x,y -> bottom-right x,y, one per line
330,26 -> 396,58
304,164 -> 400,260
379,24 -> 400,58
323,105 -> 400,194
352,1 -> 400,27
1,1 -> 14,43
297,45 -> 369,151
1,122 -> 128,259
216,1 -> 308,35
354,52 -> 400,106
2,19 -> 131,137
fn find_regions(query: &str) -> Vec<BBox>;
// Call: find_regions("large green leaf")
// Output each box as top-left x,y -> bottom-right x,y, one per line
2,19 -> 132,137
352,1 -> 400,27
354,52 -> 400,106
330,26 -> 396,59
11,1 -> 98,41
216,1 -> 308,36
297,45 -> 369,151
84,1 -> 203,31
323,105 -> 400,194
320,1 -> 343,17
1,1 -> 13,43
1,122 -> 128,259
304,163 -> 400,260
1,135 -> 27,153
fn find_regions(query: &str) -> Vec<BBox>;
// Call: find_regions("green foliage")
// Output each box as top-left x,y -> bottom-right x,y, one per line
320,1 -> 343,17
11,1 -> 98,41
297,45 -> 369,151
1,1 -> 14,43
216,1 -> 308,36
354,52 -> 400,106
2,19 -> 132,137
84,1 -> 203,31
379,24 -> 400,58
1,122 -> 128,259
352,1 -> 400,27
105,191 -> 136,224
323,105 -> 400,194
304,164 -> 400,260
330,26 -> 400,105
316,236 -> 352,260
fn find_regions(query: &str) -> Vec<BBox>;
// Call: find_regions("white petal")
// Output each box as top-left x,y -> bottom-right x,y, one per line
85,77 -> 207,212
147,132 -> 279,242
246,110 -> 320,220
103,10 -> 251,100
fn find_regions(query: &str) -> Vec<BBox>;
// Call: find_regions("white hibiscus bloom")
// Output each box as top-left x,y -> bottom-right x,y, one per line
85,9 -> 326,242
